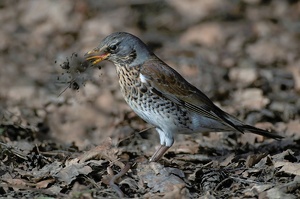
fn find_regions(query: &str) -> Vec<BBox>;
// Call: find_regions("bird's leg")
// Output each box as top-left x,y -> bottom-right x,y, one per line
149,145 -> 170,162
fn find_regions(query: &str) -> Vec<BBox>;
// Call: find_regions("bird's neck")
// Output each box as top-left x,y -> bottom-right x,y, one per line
115,64 -> 141,101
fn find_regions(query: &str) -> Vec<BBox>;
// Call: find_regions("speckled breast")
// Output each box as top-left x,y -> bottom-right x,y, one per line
115,65 -> 194,133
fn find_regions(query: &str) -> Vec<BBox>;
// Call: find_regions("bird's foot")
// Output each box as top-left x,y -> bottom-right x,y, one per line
149,145 -> 170,162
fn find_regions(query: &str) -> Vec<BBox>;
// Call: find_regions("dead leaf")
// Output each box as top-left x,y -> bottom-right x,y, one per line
272,149 -> 295,161
285,120 -> 300,139
55,163 -> 93,184
31,161 -> 63,181
3,178 -> 31,187
233,88 -> 269,110
246,154 -> 267,168
77,138 -> 113,162
76,138 -> 123,168
259,187 -> 296,199
229,67 -> 258,86
251,184 -> 273,194
180,23 -> 224,47
138,162 -> 187,193
254,155 -> 274,168
167,0 -> 226,22
220,154 -> 235,167
170,140 -> 199,154
274,162 -> 300,176
239,133 -> 264,145
162,184 -> 191,199
35,178 -> 55,189
246,40 -> 286,65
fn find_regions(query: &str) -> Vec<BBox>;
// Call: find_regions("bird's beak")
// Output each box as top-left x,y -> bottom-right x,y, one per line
84,47 -> 110,65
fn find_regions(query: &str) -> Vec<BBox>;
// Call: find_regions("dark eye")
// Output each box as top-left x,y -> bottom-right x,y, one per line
109,44 -> 117,51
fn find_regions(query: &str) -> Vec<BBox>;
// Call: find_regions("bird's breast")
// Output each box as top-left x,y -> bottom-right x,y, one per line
115,65 -> 196,133
116,65 -> 141,99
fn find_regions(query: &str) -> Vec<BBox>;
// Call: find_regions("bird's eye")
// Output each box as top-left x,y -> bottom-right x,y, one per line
109,44 -> 117,51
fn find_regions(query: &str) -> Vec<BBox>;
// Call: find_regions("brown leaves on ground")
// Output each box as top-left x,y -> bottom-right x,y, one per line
1,123 -> 300,198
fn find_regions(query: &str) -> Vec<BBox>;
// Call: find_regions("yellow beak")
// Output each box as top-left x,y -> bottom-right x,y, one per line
84,48 -> 110,65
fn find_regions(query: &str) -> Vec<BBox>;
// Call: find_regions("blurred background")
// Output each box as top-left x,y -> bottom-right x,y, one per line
0,0 -> 299,150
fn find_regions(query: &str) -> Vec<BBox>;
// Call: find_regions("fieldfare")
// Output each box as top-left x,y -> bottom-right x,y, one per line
85,32 -> 283,162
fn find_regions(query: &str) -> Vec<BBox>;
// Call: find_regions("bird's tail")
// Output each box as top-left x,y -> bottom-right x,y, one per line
237,124 -> 283,140
221,112 -> 283,140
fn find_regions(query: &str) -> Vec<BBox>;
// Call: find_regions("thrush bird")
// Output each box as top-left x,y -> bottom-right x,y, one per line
85,32 -> 283,162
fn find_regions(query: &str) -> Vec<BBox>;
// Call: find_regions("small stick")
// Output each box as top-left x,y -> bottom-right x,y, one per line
109,162 -> 132,198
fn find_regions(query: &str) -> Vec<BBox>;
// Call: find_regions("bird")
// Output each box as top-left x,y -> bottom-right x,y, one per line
84,32 -> 283,162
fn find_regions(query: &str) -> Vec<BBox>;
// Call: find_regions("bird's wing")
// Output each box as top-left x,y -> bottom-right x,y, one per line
140,58 -> 240,131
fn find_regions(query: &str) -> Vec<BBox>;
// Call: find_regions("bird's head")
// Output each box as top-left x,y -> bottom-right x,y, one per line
85,32 -> 152,67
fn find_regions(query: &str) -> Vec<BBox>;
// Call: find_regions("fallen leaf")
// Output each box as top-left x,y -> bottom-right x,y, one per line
229,67 -> 258,86
170,140 -> 200,155
162,184 -> 191,199
259,187 -> 297,199
220,154 -> 235,167
285,120 -> 300,139
55,163 -> 93,184
3,178 -> 30,187
180,23 -> 224,47
138,162 -> 187,193
233,88 -> 269,110
31,161 -> 63,181
272,149 -> 295,161
76,138 -> 123,168
246,40 -> 286,65
251,184 -> 273,194
35,178 -> 55,189
246,154 -> 267,168
274,162 -> 300,176
167,0 -> 226,22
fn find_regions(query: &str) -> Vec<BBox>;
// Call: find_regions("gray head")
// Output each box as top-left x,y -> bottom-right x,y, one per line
85,32 -> 153,67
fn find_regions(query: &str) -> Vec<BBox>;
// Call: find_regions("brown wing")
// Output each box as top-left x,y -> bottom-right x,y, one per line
139,57 -> 284,139
140,57 -> 240,130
